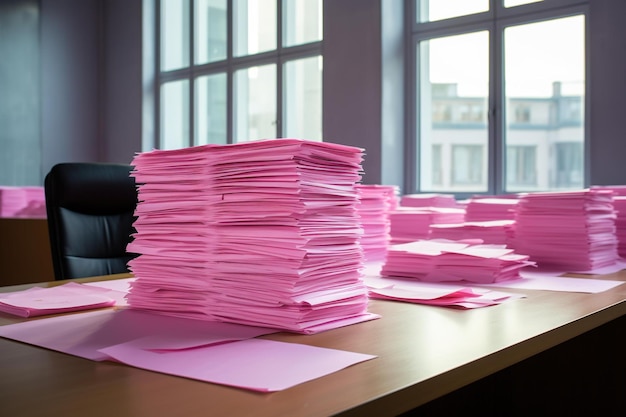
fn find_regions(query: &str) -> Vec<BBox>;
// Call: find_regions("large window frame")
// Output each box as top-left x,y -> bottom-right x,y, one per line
154,0 -> 323,149
406,0 -> 590,197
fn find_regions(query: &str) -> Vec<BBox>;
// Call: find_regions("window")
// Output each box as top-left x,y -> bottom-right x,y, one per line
156,0 -> 322,150
452,145 -> 485,186
507,145 -> 537,188
409,0 -> 587,196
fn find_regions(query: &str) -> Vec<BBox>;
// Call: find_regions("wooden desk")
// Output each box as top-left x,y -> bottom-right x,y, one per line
1,272 -> 625,417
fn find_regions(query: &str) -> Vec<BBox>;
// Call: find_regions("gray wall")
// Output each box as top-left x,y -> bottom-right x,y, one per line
589,0 -> 626,186
40,0 -> 101,177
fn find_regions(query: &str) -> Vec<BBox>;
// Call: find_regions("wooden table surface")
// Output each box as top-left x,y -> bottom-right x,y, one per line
1,271 -> 625,417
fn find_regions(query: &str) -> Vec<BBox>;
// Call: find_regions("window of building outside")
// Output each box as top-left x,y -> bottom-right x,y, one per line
410,0 -> 587,196
157,0 -> 322,149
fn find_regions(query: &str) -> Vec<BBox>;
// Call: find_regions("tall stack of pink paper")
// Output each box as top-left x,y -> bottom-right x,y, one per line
380,239 -> 534,283
464,197 -> 519,222
356,185 -> 396,262
0,186 -> 46,218
510,189 -> 619,270
125,139 -> 371,333
612,196 -> 626,258
429,220 -> 514,245
389,207 -> 466,243
400,193 -> 459,208
592,186 -> 626,258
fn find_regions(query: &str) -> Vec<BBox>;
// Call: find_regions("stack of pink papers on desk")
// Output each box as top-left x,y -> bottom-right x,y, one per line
0,282 -> 117,317
613,196 -> 626,257
126,139 -> 375,334
389,206 -> 466,243
381,239 -> 534,283
0,186 -> 46,218
400,193 -> 459,208
509,189 -> 619,270
429,220 -> 514,245
464,197 -> 519,222
356,184 -> 396,262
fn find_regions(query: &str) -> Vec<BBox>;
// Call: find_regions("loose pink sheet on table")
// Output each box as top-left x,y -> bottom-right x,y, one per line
0,308 -> 376,392
99,338 -> 376,392
0,282 -> 119,317
364,275 -> 523,308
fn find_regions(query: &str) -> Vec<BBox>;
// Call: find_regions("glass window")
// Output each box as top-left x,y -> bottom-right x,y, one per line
160,80 -> 190,150
418,31 -> 489,192
195,0 -> 227,64
504,15 -> 585,191
451,145 -> 484,186
417,0 -> 488,23
411,0 -> 587,196
507,146 -> 537,189
504,0 -> 543,7
155,1 -> 322,150
233,0 -> 277,57
283,0 -> 323,47
160,0 -> 190,71
195,73 -> 227,145
234,64 -> 277,141
284,56 -> 323,141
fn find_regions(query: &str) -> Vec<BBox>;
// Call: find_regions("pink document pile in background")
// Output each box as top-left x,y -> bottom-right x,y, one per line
381,239 -> 535,284
126,139 -> 377,334
389,206 -> 466,243
508,189 -> 619,271
400,193 -> 460,208
0,186 -> 46,218
464,197 -> 519,222
355,184 -> 396,262
429,220 -> 514,245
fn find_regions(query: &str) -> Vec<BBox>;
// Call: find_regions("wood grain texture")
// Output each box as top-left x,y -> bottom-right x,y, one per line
0,271 -> 625,417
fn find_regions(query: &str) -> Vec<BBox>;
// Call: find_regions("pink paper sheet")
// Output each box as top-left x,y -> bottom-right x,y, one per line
0,308 -> 376,392
0,283 -> 116,317
0,309 -> 277,361
99,338 -> 376,392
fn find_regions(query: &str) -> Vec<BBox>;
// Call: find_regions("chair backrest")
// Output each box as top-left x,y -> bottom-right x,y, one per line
44,162 -> 137,280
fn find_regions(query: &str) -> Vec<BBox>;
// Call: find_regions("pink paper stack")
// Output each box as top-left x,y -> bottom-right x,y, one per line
380,240 -> 534,283
356,185 -> 397,262
510,189 -> 619,270
389,206 -> 466,243
0,186 -> 46,218
429,220 -> 514,245
400,193 -> 459,208
464,197 -> 519,222
126,139 -> 372,334
592,186 -> 626,258
613,196 -> 626,258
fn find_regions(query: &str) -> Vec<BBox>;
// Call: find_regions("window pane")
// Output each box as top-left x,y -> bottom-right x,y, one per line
234,0 -> 277,56
234,64 -> 277,141
418,31 -> 489,192
504,15 -> 585,191
452,145 -> 484,185
161,0 -> 190,71
196,73 -> 227,145
160,80 -> 190,149
284,56 -> 322,141
283,0 -> 322,47
417,0 -> 488,23
504,0 -> 542,7
195,0 -> 227,64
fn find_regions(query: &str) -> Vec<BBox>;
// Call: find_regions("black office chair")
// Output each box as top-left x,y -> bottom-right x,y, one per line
44,162 -> 138,280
